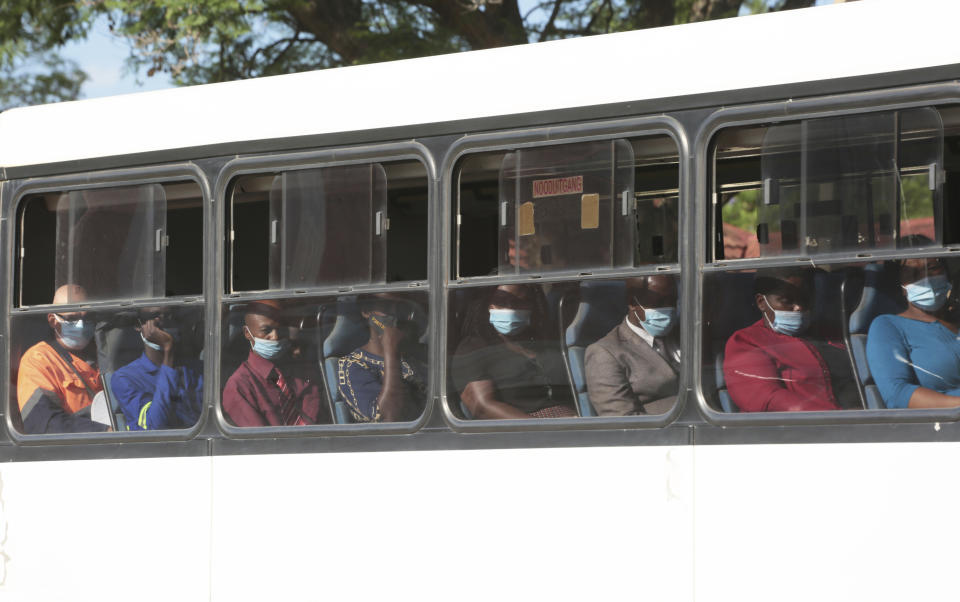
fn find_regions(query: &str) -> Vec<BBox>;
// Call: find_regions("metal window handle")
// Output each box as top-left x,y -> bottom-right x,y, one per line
270,219 -> 279,244
155,228 -> 163,252
375,211 -> 383,236
929,163 -> 937,190
500,201 -> 508,226
622,190 -> 630,216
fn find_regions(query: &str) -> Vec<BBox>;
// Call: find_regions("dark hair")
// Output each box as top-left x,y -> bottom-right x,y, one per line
898,234 -> 935,250
458,285 -> 552,342
753,267 -> 813,297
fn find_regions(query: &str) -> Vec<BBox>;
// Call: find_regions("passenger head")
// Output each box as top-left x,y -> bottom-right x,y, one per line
626,275 -> 678,337
46,284 -> 94,351
896,235 -> 950,312
243,300 -> 289,361
359,293 -> 413,336
460,284 -> 549,341
135,306 -> 179,349
488,284 -> 536,338
754,268 -> 813,336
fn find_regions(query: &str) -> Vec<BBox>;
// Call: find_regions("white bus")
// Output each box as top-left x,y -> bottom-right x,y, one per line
1,1 -> 960,600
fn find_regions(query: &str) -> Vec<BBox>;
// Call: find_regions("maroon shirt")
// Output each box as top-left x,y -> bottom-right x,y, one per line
222,350 -> 330,427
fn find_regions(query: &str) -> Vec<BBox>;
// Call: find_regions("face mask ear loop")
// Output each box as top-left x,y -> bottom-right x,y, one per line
761,295 -> 777,329
244,325 -> 255,349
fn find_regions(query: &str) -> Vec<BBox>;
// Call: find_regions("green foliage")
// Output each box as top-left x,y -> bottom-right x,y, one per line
900,172 -> 934,221
722,189 -> 759,232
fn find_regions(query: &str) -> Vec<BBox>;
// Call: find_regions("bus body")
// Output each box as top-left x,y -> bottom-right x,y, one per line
1,2 -> 960,600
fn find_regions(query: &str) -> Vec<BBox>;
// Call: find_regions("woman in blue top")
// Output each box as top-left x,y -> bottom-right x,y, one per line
866,250 -> 960,409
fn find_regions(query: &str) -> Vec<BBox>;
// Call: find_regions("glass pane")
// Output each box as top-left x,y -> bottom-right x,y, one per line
447,277 -> 681,419
220,291 -> 428,426
702,265 -> 861,413
270,164 -> 386,289
11,303 -> 205,434
498,140 -> 635,274
455,135 -> 679,278
230,160 -> 427,292
716,108 -> 944,260
17,182 -> 203,306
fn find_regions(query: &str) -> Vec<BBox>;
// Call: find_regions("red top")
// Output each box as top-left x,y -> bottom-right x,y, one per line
723,320 -> 841,412
222,350 -> 330,427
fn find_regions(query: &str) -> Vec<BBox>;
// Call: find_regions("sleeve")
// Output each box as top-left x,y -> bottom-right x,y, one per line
113,366 -> 177,431
866,316 -> 918,409
338,356 -> 381,421
584,343 -> 638,416
451,338 -> 489,392
723,331 -> 831,412
17,351 -> 107,433
222,372 -> 266,427
174,365 -> 203,427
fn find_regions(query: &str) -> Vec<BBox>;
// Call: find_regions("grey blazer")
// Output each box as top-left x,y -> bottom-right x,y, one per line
584,320 -> 679,416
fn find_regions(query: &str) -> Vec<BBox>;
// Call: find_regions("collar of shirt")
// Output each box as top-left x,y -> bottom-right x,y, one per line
625,316 -> 656,348
133,352 -> 159,375
245,348 -> 278,380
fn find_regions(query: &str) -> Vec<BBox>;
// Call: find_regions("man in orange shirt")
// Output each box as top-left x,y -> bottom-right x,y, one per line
17,284 -> 107,433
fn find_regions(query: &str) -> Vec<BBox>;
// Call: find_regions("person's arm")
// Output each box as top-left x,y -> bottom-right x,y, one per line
723,334 -> 837,412
585,344 -> 638,416
376,325 -> 408,422
17,352 -> 107,433
867,317 -> 960,409
111,367 -> 180,430
460,379 -> 530,419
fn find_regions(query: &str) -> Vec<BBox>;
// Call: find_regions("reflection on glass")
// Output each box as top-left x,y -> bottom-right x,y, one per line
220,292 -> 428,426
715,107 -> 944,260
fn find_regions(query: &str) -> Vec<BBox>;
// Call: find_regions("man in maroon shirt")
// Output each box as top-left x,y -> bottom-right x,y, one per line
222,300 -> 330,426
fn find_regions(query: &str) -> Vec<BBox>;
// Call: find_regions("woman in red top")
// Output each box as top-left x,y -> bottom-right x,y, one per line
723,269 -> 860,412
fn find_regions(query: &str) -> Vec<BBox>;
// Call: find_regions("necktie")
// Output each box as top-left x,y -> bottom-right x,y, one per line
273,369 -> 305,426
653,338 -> 681,374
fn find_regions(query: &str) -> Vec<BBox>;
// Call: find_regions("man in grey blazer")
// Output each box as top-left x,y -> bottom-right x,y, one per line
584,275 -> 680,416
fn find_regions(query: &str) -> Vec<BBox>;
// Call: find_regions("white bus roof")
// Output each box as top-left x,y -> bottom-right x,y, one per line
1,0 -> 958,169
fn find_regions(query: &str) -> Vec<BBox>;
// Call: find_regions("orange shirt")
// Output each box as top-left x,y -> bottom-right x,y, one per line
17,341 -> 102,414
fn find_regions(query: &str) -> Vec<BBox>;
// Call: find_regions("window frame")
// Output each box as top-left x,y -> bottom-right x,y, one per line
4,163 -> 211,444
694,82 -> 960,427
440,115 -> 690,432
213,142 -> 437,438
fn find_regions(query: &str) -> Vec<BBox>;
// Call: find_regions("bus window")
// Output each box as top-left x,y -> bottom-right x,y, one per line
227,160 -> 428,293
702,255 -> 960,414
220,291 -> 428,427
447,276 -> 680,420
11,179 -> 205,435
712,107 -> 945,260
454,135 -> 679,279
17,181 -> 203,305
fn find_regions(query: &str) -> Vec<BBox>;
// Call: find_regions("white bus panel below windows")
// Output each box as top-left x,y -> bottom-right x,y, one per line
0,457 -> 211,602
211,446 -> 693,602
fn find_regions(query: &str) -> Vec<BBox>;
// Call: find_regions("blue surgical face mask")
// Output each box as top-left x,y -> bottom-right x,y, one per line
903,274 -> 951,312
55,315 -> 94,350
762,295 -> 810,337
489,308 -> 531,336
245,326 -> 290,361
636,306 -> 677,337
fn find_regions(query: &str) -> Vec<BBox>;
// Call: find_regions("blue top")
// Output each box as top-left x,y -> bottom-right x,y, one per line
866,314 -> 960,408
337,349 -> 425,422
111,353 -> 203,430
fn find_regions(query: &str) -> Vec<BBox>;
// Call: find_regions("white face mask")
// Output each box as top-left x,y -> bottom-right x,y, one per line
54,314 -> 94,350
